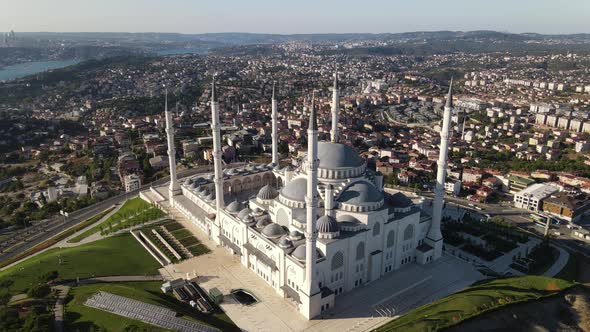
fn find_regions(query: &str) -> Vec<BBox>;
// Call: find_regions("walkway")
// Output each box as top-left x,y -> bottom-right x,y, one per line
544,244 -> 570,277
53,284 -> 70,332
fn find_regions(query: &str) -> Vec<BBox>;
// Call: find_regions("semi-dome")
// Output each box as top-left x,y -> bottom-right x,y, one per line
226,200 -> 243,214
200,188 -> 210,197
257,185 -> 278,200
280,177 -> 307,202
338,181 -> 384,212
317,215 -> 339,234
261,223 -> 287,239
237,208 -> 252,220
204,192 -> 215,201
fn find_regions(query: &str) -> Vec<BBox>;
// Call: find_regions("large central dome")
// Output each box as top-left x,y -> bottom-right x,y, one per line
307,142 -> 366,180
317,142 -> 363,169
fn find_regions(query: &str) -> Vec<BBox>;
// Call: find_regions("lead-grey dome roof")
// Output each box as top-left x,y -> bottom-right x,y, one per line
338,181 -> 383,205
257,184 -> 278,200
317,215 -> 339,234
278,235 -> 293,249
280,177 -> 307,201
261,223 -> 286,238
226,200 -> 243,213
316,142 -> 364,169
237,208 -> 251,220
292,244 -> 307,261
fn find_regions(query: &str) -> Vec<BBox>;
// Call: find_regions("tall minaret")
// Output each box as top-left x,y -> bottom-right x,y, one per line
304,92 -> 320,298
211,77 -> 225,213
165,89 -> 181,205
426,79 -> 453,260
271,82 -> 279,166
330,69 -> 340,143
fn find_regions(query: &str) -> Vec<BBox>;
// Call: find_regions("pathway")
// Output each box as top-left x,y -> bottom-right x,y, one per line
53,284 -> 70,332
544,244 -> 570,277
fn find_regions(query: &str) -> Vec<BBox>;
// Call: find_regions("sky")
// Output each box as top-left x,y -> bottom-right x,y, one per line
1,0 -> 589,35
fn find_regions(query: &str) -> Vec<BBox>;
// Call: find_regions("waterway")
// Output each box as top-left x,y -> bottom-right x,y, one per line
155,47 -> 209,56
0,59 -> 80,82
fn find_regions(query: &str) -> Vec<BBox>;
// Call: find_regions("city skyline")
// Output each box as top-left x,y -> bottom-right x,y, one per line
2,0 -> 589,35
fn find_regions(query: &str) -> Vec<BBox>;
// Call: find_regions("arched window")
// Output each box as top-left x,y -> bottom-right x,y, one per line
331,251 -> 344,271
356,242 -> 365,261
387,230 -> 395,248
404,224 -> 414,241
373,222 -> 381,236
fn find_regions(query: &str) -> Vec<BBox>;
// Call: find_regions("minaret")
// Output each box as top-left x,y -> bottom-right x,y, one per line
271,82 -> 279,166
461,110 -> 467,141
211,77 -> 225,214
165,89 -> 181,205
304,91 -> 320,298
426,79 -> 453,260
330,69 -> 340,143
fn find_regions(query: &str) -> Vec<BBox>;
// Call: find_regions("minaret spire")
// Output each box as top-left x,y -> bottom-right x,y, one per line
210,76 -> 225,215
330,67 -> 340,143
165,88 -> 181,204
304,90 -> 320,299
271,82 -> 279,166
425,78 -> 452,260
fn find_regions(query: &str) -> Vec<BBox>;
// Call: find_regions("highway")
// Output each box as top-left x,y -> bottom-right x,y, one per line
0,166 -> 215,264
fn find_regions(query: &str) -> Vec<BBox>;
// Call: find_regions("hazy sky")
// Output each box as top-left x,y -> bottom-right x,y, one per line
2,0 -> 589,34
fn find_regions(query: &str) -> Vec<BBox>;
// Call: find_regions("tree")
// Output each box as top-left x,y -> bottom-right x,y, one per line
27,284 -> 51,299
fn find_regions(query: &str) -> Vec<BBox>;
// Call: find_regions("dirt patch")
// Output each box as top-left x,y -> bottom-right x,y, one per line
446,285 -> 590,332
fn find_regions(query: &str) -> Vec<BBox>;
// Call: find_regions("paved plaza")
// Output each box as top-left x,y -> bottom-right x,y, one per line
154,188 -> 484,332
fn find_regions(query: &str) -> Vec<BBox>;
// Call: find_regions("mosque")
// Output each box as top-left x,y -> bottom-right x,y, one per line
146,74 -> 453,319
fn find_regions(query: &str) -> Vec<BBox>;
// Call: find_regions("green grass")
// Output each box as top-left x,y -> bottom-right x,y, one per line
375,276 -> 573,332
171,228 -> 192,239
65,282 -> 240,332
0,208 -> 114,269
68,197 -> 163,243
0,233 -> 160,293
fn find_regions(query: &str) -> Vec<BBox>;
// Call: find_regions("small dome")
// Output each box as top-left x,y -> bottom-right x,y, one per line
317,215 -> 339,234
292,244 -> 307,262
256,216 -> 271,228
237,208 -> 252,220
200,188 -> 210,197
278,235 -> 293,249
280,177 -> 308,202
204,192 -> 215,201
191,182 -> 198,189
257,185 -> 278,200
261,223 -> 286,239
226,200 -> 242,213
289,230 -> 303,240
243,215 -> 256,225
252,207 -> 264,217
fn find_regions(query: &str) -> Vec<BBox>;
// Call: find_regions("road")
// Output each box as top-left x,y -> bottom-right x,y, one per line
420,192 -> 590,259
0,166 -> 216,264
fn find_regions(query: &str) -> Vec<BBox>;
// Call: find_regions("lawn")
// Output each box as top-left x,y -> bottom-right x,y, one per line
68,197 -> 164,243
0,233 -> 161,293
375,276 -> 573,332
65,281 -> 240,332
